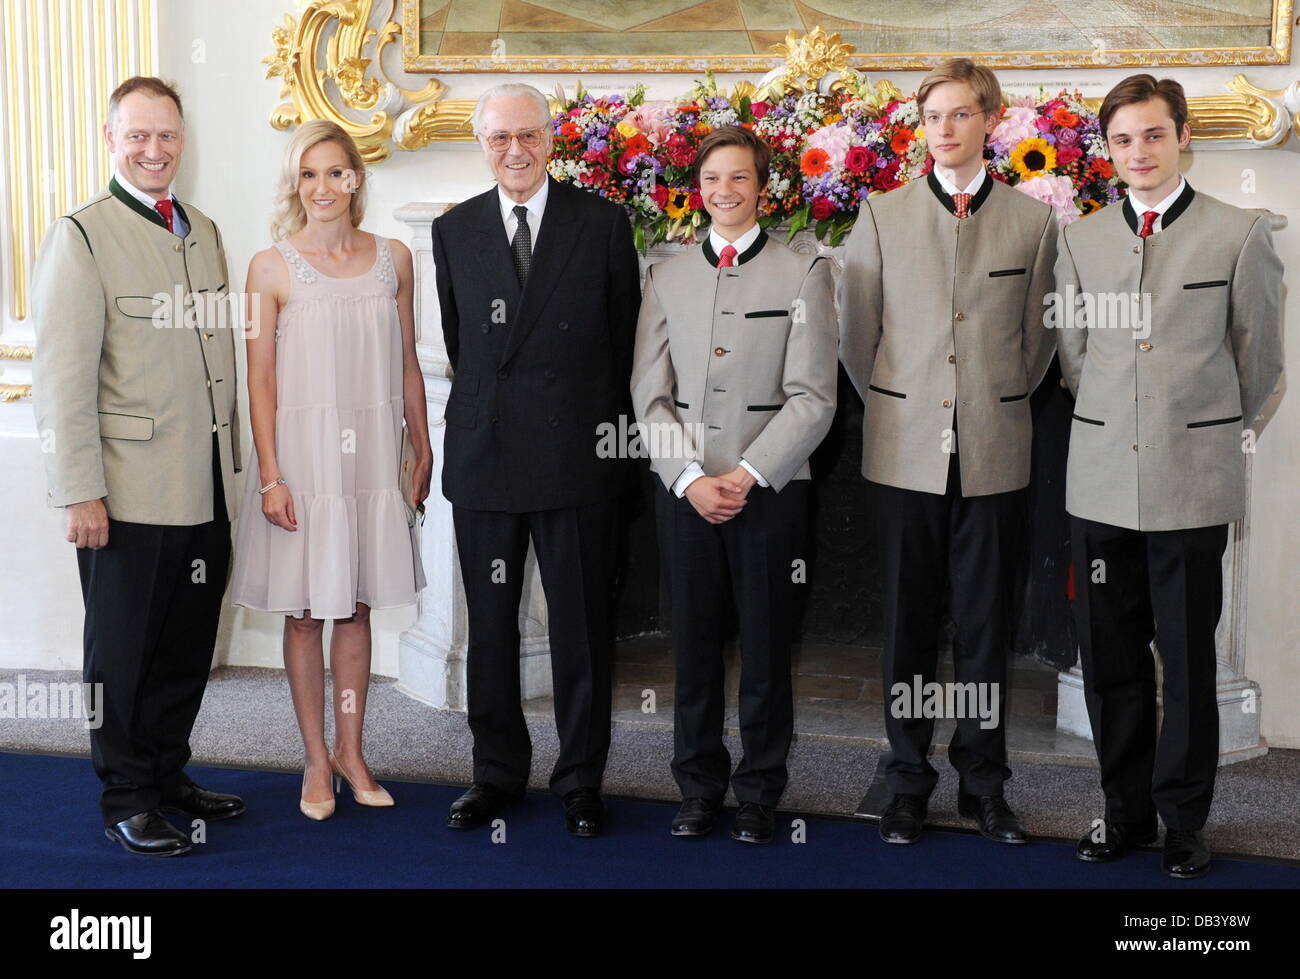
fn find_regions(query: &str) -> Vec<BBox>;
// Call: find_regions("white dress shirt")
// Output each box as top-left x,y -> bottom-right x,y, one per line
498,179 -> 548,251
671,221 -> 770,499
1127,176 -> 1186,236
931,164 -> 986,199
115,167 -> 188,238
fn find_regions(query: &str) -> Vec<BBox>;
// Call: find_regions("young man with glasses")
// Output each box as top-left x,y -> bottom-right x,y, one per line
838,58 -> 1058,846
1056,75 -> 1283,879
430,83 -> 642,838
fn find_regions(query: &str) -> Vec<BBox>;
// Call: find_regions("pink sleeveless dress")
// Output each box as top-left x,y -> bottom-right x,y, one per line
232,234 -> 425,620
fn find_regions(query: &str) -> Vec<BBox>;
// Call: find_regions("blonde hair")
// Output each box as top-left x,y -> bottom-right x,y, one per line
271,120 -> 367,241
917,57 -> 1003,115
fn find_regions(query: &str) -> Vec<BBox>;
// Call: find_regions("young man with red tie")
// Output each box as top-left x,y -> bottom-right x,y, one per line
838,58 -> 1059,846
1056,75 -> 1283,879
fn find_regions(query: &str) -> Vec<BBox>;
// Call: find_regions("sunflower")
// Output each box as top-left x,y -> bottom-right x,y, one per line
663,187 -> 693,220
1010,137 -> 1057,179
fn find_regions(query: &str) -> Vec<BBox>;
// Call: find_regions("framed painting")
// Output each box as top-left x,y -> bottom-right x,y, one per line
400,0 -> 1294,72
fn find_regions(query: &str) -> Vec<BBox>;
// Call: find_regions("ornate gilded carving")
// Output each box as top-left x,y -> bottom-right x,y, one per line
270,15 -> 1300,157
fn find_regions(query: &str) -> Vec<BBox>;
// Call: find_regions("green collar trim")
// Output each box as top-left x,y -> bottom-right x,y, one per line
108,175 -> 190,234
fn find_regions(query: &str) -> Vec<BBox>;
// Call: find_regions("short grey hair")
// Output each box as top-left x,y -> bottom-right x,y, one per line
471,83 -> 551,135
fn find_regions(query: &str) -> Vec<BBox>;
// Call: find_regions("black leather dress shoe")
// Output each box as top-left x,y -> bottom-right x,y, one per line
957,791 -> 1027,844
104,810 -> 192,857
447,783 -> 516,830
879,793 -> 927,844
160,782 -> 246,821
731,802 -> 775,844
562,787 -> 604,838
1163,829 -> 1211,879
1075,818 -> 1158,862
672,797 -> 722,837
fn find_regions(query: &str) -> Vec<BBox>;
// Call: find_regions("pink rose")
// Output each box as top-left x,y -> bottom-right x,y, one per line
1015,174 -> 1081,228
1034,115 -> 1054,133
1056,146 -> 1083,165
751,100 -> 772,120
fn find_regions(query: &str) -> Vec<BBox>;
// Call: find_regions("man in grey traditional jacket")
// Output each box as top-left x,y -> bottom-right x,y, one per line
33,77 -> 244,857
1056,74 -> 1284,879
838,58 -> 1058,846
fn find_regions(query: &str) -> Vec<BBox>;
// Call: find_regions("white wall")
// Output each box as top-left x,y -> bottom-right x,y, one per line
3,0 -> 1297,742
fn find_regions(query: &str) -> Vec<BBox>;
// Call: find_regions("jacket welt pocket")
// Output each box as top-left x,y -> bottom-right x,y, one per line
1183,280 -> 1228,290
988,269 -> 1027,278
115,295 -> 164,319
746,404 -> 782,412
1187,415 -> 1242,429
1071,413 -> 1104,426
868,384 -> 906,399
744,309 -> 789,318
98,410 -> 154,441
673,399 -> 690,409
443,398 -> 476,429
1000,393 -> 1029,403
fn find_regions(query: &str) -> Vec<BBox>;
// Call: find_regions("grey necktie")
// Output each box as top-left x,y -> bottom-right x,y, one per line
510,204 -> 531,284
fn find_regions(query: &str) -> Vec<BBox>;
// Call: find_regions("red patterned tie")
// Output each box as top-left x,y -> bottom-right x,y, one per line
952,193 -> 972,219
154,198 -> 174,233
1139,209 -> 1158,238
718,244 -> 737,268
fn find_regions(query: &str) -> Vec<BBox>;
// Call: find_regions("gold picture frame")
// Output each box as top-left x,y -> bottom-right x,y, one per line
400,0 -> 1294,73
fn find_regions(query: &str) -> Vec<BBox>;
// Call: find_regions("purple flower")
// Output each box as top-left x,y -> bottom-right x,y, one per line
1056,127 -> 1081,148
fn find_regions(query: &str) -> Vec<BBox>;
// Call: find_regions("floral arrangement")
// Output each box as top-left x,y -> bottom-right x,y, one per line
547,72 -> 1125,251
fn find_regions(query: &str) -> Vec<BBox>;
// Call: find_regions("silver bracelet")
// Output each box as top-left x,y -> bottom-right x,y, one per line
258,477 -> 286,495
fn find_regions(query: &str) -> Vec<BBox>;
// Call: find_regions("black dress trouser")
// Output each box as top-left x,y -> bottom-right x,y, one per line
1070,516 -> 1228,831
871,451 -> 1025,798
77,436 -> 231,826
656,481 -> 808,807
453,501 -> 617,797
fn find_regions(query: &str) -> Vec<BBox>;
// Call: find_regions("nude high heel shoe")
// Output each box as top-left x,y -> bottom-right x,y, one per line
299,767 -> 336,820
329,751 -> 394,807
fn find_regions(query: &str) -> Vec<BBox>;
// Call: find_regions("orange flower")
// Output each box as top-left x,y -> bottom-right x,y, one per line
1052,106 -> 1080,128
693,122 -> 710,135
560,121 -> 581,139
1089,157 -> 1115,179
624,133 -> 651,156
890,127 -> 914,155
800,147 -> 831,177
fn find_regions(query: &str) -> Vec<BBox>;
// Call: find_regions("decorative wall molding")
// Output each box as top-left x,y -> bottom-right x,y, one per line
269,12 -> 1300,160
0,0 -> 156,414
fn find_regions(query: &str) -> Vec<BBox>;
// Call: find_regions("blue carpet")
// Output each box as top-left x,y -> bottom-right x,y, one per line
6,752 -> 1298,888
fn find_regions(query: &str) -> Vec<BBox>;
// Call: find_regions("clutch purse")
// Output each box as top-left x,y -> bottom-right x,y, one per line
399,425 -> 425,527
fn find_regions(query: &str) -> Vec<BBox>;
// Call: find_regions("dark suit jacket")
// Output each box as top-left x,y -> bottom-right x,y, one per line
431,176 -> 641,512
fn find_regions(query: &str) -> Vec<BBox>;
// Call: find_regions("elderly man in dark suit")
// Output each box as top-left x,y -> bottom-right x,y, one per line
430,83 -> 641,837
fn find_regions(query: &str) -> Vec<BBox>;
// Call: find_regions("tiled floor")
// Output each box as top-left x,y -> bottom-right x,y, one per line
524,635 -> 1099,767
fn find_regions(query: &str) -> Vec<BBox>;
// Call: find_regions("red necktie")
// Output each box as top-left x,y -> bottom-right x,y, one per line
1139,209 -> 1158,238
154,198 -> 174,233
952,193 -> 972,219
718,244 -> 737,268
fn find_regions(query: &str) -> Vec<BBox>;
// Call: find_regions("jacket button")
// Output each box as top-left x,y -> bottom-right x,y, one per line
492,416 -> 500,426
498,369 -> 508,380
205,333 -> 214,341
947,354 -> 955,364
481,323 -> 489,334
206,380 -> 211,388
557,321 -> 569,331
714,347 -> 726,357
212,424 -> 218,433
548,416 -> 559,427
1132,443 -> 1138,452
544,369 -> 555,380
174,242 -> 183,252
954,311 -> 965,321
1139,341 -> 1153,352
1132,245 -> 1140,254
942,399 -> 952,408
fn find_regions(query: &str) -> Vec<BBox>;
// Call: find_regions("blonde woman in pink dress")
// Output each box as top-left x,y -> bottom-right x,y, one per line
232,120 -> 431,819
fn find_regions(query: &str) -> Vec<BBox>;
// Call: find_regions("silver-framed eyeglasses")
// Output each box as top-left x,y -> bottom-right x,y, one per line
921,109 -> 989,128
483,127 -> 548,152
